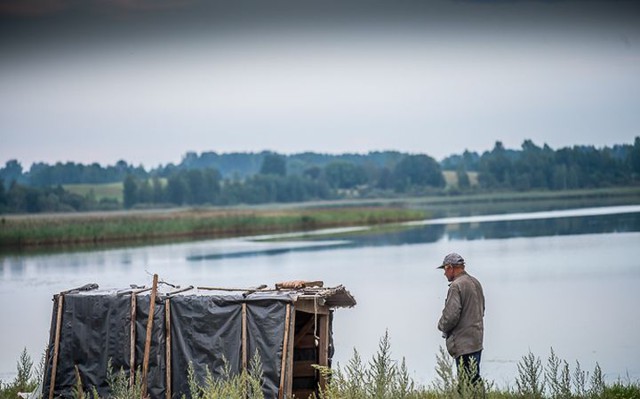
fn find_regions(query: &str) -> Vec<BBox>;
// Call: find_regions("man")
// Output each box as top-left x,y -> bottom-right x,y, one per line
437,252 -> 485,384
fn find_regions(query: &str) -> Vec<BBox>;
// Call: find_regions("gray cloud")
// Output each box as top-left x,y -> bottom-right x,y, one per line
1,0 -> 639,167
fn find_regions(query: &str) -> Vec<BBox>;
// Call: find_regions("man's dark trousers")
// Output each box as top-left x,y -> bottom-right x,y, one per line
455,350 -> 482,383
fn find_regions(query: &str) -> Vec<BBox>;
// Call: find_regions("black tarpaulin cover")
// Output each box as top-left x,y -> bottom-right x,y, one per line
43,289 -> 295,399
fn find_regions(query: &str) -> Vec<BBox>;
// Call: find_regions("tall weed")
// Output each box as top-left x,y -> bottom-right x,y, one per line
316,330 -> 431,399
4,338 -> 640,399
187,351 -> 264,399
0,348 -> 39,399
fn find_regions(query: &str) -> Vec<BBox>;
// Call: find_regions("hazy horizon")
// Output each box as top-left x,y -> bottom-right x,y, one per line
2,0 -> 639,169
2,136 -> 640,171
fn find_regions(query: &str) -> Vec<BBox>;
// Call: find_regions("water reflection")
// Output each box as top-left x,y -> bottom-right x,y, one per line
445,212 -> 640,241
197,211 -> 640,261
317,211 -> 640,246
187,241 -> 351,261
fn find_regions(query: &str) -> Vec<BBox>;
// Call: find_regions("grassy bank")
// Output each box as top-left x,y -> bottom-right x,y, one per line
2,186 -> 639,251
0,207 -> 426,250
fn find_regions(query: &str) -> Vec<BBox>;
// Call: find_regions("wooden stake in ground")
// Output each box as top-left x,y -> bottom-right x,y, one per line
129,293 -> 137,388
141,274 -> 158,399
165,298 -> 172,399
48,294 -> 64,399
242,303 -> 248,370
278,304 -> 292,399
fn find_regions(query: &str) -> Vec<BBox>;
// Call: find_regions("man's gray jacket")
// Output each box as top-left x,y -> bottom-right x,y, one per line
438,271 -> 485,358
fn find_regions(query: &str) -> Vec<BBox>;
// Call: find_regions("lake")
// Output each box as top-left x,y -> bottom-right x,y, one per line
1,204 -> 640,388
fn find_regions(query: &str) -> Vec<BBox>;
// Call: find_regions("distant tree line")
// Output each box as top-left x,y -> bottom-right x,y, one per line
120,153 -> 444,208
1,138 -> 639,213
442,138 -> 640,190
1,159 -> 147,187
0,181 -> 119,213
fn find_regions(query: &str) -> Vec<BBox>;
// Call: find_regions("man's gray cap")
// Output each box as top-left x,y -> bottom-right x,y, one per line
437,252 -> 465,269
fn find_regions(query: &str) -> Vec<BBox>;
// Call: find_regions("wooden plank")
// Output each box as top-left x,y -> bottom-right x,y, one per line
318,314 -> 330,390
295,300 -> 330,315
48,294 -> 64,399
166,285 -> 194,297
129,293 -> 137,388
278,304 -> 291,399
141,274 -> 158,399
165,298 -> 172,399
117,287 -> 152,297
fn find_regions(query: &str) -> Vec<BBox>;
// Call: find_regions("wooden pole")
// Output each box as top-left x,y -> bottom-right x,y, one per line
165,298 -> 172,399
241,303 -> 248,370
48,294 -> 64,399
278,304 -> 291,399
285,308 -> 296,399
141,274 -> 158,399
129,293 -> 137,388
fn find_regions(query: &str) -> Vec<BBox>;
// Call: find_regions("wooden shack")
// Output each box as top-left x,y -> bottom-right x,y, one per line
42,278 -> 356,399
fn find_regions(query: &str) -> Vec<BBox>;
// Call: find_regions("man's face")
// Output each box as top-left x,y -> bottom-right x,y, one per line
443,264 -> 455,282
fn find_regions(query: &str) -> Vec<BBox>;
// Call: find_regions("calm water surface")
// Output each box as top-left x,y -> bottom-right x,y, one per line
1,205 -> 640,387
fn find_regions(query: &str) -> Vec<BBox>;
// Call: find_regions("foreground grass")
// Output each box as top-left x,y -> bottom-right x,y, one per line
3,334 -> 639,399
0,207 -> 426,249
316,332 -> 640,399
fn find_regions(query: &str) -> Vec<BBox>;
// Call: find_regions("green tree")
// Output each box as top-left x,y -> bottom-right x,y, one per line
166,173 -> 189,205
185,169 -> 205,204
303,166 -> 322,180
259,153 -> 287,177
375,167 -> 393,190
0,178 -> 6,210
456,164 -> 470,189
0,160 -> 23,187
552,165 -> 568,190
393,154 -> 445,191
515,140 -> 553,190
628,136 -> 640,177
201,169 -> 221,204
123,174 -> 138,209
324,162 -> 367,189
478,141 -> 514,189
137,179 -> 153,204
152,177 -> 165,203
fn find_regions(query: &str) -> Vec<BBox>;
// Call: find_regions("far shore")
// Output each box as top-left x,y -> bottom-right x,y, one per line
2,187 -> 639,252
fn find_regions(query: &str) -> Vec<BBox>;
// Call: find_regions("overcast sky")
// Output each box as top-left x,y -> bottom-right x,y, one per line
1,0 -> 639,169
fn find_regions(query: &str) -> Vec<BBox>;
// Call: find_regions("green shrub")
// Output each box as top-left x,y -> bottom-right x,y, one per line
601,380 -> 640,399
316,330 -> 433,399
0,348 -> 39,399
187,352 -> 264,399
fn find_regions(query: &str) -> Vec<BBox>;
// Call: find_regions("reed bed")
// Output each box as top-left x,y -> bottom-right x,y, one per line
0,207 -> 426,249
